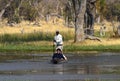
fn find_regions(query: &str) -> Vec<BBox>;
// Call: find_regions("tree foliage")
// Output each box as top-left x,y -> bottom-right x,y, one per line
106,2 -> 120,21
0,0 -> 119,24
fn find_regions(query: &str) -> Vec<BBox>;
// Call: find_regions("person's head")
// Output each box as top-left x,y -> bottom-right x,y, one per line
56,48 -> 62,54
56,30 -> 59,35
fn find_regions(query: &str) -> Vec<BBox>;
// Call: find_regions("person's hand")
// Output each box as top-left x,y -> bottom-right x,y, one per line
53,40 -> 56,42
53,44 -> 55,47
53,42 -> 56,46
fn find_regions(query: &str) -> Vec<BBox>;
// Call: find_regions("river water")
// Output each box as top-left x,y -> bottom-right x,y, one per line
0,52 -> 120,81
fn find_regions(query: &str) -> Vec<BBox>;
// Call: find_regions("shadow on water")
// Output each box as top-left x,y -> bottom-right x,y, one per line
0,52 -> 120,81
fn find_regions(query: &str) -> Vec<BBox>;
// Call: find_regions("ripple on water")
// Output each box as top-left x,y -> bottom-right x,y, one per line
0,52 -> 120,81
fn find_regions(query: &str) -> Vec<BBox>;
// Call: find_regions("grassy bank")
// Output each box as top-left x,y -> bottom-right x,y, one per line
0,32 -> 120,53
0,40 -> 120,53
0,20 -> 120,53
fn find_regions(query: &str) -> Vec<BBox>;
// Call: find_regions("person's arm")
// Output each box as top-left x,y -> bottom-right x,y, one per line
63,54 -> 67,61
60,54 -> 67,61
53,36 -> 56,46
53,36 -> 56,42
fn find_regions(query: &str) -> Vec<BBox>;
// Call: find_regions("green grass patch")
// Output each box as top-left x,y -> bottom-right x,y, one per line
64,45 -> 120,52
0,42 -> 120,53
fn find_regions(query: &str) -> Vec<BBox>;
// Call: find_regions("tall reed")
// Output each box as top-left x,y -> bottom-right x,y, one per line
0,31 -> 74,43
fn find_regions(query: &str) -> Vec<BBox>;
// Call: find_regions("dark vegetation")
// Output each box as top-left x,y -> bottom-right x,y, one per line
0,0 -> 119,24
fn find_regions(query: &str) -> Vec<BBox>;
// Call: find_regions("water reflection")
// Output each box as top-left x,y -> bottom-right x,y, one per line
52,64 -> 64,75
0,52 -> 120,81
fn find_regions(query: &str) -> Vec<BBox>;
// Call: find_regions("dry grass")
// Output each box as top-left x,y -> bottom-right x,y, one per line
23,38 -> 120,47
66,38 -> 120,46
0,19 -> 119,35
94,20 -> 120,32
0,19 -> 74,34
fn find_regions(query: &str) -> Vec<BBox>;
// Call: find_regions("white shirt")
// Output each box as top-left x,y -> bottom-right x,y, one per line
54,34 -> 63,45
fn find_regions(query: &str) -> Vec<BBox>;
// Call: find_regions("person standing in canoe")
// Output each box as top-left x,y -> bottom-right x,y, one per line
53,30 -> 63,51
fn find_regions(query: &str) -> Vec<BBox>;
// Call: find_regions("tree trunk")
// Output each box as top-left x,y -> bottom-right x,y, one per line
85,0 -> 97,36
74,0 -> 86,42
75,14 -> 85,42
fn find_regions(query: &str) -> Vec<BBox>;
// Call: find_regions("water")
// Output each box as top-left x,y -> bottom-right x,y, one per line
0,52 -> 120,81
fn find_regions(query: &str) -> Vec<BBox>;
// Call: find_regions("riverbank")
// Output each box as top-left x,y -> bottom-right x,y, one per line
0,39 -> 120,53
0,20 -> 120,53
